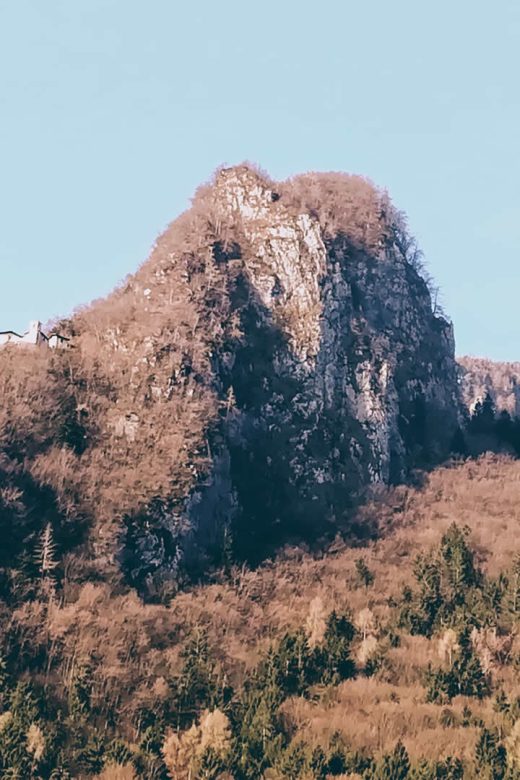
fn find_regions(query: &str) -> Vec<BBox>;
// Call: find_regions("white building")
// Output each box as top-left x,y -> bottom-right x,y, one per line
0,320 -> 70,349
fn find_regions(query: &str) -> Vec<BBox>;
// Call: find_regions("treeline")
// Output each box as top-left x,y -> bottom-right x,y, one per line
466,393 -> 520,456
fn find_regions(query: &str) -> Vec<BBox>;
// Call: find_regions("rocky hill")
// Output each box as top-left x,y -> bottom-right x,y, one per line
0,165 -> 463,595
1,165 -> 520,779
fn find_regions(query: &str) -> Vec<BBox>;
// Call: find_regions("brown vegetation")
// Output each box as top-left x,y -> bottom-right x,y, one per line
3,455 -> 519,772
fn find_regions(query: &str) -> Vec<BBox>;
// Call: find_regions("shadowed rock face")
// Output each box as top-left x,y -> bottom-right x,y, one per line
53,165 -> 462,592
180,167 -> 462,566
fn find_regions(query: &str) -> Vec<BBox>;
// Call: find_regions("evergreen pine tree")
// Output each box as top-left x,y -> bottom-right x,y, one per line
373,740 -> 410,780
475,728 -> 506,780
410,758 -> 435,779
171,630 -> 227,729
440,523 -> 478,596
233,654 -> 285,779
0,651 -> 10,710
440,756 -> 464,779
273,630 -> 313,696
275,741 -> 307,779
325,731 -> 348,775
197,745 -> 227,780
506,554 -> 520,626
411,554 -> 442,635
452,628 -> 489,699
318,611 -> 356,684
493,690 -> 511,716
309,745 -> 328,779
355,558 -> 375,588
0,682 -> 41,777
470,393 -> 496,435
72,731 -> 106,775
69,663 -> 93,721
425,665 -> 457,704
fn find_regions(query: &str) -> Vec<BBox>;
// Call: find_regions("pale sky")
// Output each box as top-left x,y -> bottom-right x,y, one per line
1,0 -> 519,359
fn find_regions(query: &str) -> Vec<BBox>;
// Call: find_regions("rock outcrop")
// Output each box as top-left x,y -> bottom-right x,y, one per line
197,168 -> 461,556
106,165 -> 461,585
4,165 -> 463,593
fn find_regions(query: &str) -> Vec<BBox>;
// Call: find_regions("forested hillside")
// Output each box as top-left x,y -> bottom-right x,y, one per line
0,457 -> 519,777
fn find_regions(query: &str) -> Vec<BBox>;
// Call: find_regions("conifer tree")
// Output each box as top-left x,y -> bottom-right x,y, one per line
493,690 -> 511,716
469,392 -> 496,435
325,731 -> 348,775
69,663 -> 93,721
273,630 -> 313,696
73,730 -> 106,775
410,758 -> 435,779
275,741 -> 307,779
440,523 -> 478,596
0,681 -> 41,777
355,558 -> 375,588
452,628 -> 489,699
373,740 -> 410,779
0,651 -> 10,710
475,728 -> 506,780
171,631 -> 229,729
506,554 -> 520,625
440,756 -> 464,779
402,553 -> 442,636
318,611 -> 356,684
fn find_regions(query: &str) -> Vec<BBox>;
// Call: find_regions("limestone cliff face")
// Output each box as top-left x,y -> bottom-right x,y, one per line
72,165 -> 462,589
181,167 -> 461,564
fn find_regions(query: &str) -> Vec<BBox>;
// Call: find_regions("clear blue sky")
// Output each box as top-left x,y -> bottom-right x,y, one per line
1,0 -> 519,359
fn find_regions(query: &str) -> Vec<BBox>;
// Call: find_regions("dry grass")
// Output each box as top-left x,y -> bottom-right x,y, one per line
283,678 -> 484,760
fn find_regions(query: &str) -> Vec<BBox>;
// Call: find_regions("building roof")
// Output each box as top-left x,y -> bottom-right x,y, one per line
0,325 -> 70,342
48,332 -> 70,341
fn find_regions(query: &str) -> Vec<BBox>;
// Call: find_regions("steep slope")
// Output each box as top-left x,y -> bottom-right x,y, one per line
0,165 -> 462,593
